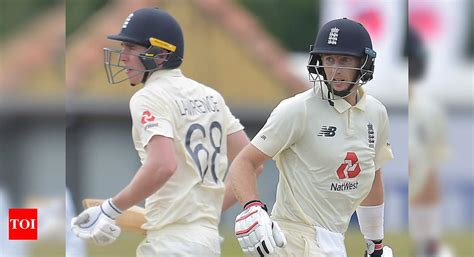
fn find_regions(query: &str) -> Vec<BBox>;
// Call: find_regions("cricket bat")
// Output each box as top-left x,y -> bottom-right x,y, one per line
82,198 -> 146,235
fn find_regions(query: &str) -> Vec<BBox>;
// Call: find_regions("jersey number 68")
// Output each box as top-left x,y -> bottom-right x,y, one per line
185,121 -> 223,184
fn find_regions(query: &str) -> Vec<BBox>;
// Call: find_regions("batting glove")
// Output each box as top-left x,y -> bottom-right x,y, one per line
235,200 -> 287,257
364,240 -> 394,257
71,198 -> 122,246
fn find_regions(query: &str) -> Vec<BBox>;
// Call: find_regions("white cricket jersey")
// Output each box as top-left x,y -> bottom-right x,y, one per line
409,90 -> 449,196
252,86 -> 393,233
129,69 -> 244,231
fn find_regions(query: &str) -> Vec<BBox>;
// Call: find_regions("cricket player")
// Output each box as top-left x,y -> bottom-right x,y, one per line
407,27 -> 452,257
230,18 -> 394,257
71,8 -> 252,257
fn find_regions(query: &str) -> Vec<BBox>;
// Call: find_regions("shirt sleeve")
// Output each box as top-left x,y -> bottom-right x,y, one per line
221,96 -> 244,135
130,91 -> 174,147
374,107 -> 394,170
251,98 -> 305,158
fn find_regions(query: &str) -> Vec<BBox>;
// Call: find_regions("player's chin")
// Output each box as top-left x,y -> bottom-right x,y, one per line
330,83 -> 349,92
128,75 -> 143,86
128,79 -> 140,86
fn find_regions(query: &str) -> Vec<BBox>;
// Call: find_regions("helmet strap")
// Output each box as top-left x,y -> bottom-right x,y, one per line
137,46 -> 169,84
141,71 -> 150,84
327,90 -> 334,106
332,83 -> 355,97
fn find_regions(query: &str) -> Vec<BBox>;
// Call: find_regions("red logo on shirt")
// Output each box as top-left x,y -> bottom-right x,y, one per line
336,152 -> 361,179
9,208 -> 38,240
141,111 -> 155,124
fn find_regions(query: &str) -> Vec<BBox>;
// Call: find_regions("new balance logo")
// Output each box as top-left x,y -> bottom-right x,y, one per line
318,126 -> 337,137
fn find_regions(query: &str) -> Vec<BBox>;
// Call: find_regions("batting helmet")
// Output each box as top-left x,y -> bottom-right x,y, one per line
307,18 -> 376,99
104,8 -> 184,84
406,26 -> 427,82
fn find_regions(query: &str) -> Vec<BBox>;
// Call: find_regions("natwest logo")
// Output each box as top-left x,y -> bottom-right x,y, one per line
9,208 -> 38,240
336,152 -> 361,179
141,110 -> 156,125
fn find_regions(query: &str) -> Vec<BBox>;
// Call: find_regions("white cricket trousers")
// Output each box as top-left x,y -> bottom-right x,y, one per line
136,223 -> 220,257
272,219 -> 347,257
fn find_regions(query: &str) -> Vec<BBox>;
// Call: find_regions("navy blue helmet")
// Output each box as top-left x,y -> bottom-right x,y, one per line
104,8 -> 184,84
307,18 -> 376,99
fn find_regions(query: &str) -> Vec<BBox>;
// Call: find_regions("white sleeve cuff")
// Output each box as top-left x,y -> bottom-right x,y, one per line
100,199 -> 122,220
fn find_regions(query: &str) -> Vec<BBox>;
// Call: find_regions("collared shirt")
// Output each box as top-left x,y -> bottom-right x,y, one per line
129,69 -> 244,231
251,86 -> 393,233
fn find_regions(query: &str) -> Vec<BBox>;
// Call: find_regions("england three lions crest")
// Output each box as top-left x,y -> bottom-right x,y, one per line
328,27 -> 340,45
368,123 -> 375,148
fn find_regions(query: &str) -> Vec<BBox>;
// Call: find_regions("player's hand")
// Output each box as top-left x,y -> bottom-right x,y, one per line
235,200 -> 287,257
364,240 -> 393,257
71,198 -> 122,246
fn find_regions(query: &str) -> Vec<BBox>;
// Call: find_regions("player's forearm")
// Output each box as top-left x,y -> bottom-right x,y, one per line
409,170 -> 440,205
112,163 -> 176,211
223,164 -> 264,211
360,169 -> 384,206
222,179 -> 238,212
223,130 -> 252,211
357,170 -> 385,241
229,156 -> 260,206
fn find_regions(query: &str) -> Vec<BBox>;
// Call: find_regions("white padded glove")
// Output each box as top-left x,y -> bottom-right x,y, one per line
235,201 -> 287,257
71,198 -> 122,246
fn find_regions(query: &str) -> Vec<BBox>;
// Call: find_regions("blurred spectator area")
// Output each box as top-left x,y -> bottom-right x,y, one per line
66,0 -> 307,108
0,1 -> 64,99
0,1 -> 65,206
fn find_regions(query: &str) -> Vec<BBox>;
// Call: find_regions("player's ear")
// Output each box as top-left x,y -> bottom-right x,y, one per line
157,50 -> 171,65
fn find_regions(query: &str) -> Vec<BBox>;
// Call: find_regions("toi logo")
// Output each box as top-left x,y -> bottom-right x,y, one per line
9,208 -> 38,240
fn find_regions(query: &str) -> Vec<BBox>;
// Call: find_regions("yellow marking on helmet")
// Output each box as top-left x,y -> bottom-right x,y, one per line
149,37 -> 176,52
144,53 -> 155,57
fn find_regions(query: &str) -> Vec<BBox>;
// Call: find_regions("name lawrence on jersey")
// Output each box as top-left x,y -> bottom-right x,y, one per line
175,95 -> 220,116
